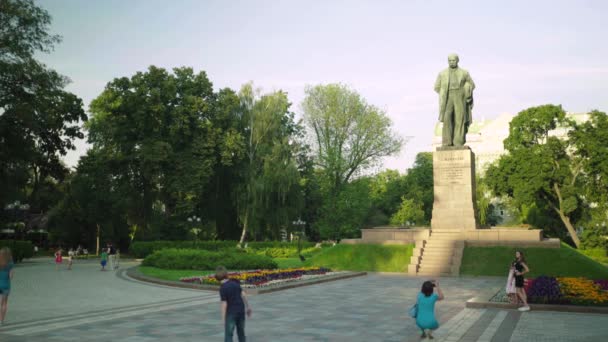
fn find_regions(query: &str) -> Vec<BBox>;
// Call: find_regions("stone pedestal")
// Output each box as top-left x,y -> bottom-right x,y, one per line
431,147 -> 479,231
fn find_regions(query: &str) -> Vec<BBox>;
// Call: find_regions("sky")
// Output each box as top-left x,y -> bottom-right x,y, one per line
36,0 -> 608,171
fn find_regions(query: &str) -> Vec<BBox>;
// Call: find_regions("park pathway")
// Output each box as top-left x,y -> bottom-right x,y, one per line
0,258 -> 606,341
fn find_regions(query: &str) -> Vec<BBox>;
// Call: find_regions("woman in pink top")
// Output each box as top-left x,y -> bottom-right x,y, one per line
54,249 -> 63,271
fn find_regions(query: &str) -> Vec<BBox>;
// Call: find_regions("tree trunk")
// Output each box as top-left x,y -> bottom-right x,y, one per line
549,183 -> 581,248
238,211 -> 249,247
96,224 -> 100,256
556,210 -> 582,248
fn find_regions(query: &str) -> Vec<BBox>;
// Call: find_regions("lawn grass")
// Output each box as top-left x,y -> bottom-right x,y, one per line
460,243 -> 608,279
306,244 -> 414,272
138,266 -> 214,281
579,248 -> 608,265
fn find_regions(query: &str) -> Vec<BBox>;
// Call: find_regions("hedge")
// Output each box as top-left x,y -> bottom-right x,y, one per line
142,248 -> 278,270
130,240 -> 317,258
248,246 -> 321,258
0,240 -> 34,262
130,241 -> 236,258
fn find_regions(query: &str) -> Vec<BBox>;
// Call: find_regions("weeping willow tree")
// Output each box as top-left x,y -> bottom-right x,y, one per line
237,84 -> 303,245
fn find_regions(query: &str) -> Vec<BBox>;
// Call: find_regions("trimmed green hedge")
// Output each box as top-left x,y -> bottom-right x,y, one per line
130,241 -> 236,258
130,240 -> 316,258
142,248 -> 278,270
247,246 -> 321,258
0,240 -> 34,262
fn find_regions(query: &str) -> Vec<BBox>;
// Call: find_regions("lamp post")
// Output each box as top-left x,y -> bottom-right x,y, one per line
292,219 -> 306,261
4,201 -> 29,240
187,215 -> 202,246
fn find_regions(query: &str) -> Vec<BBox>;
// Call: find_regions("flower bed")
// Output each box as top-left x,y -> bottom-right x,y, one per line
492,276 -> 608,306
180,267 -> 336,288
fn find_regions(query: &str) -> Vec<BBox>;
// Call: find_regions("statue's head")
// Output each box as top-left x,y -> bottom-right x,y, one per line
448,54 -> 459,68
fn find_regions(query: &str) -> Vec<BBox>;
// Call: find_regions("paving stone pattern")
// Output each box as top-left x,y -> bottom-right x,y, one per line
1,259 -> 606,341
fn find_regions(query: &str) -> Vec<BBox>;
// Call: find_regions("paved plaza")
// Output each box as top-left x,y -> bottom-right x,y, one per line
0,259 -> 606,341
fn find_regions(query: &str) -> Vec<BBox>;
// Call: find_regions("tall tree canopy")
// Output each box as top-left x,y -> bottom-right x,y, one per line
236,84 -> 304,244
0,0 -> 86,211
486,104 -> 584,247
87,66 -> 244,240
301,84 -> 403,193
302,84 -> 403,240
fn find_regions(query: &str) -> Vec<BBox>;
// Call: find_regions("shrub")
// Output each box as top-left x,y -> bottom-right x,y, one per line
247,241 -> 316,249
130,240 -> 317,258
142,248 -> 277,270
130,241 -> 237,258
0,240 -> 34,262
580,248 -> 608,264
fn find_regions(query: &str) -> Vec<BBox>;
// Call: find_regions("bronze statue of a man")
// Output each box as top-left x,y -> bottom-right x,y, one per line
434,54 -> 475,147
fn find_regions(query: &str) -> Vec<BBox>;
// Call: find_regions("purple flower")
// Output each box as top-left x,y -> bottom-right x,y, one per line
594,279 -> 608,291
526,276 -> 565,304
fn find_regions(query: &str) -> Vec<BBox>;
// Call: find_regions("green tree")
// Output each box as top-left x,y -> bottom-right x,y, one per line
569,110 -> 608,249
486,105 -> 583,247
301,84 -> 403,193
368,169 -> 404,225
317,178 -> 372,240
48,150 -> 128,251
0,0 -> 86,209
401,152 -> 434,223
236,84 -> 303,244
302,84 -> 403,239
389,197 -> 425,226
88,66 -> 243,239
476,175 -> 503,226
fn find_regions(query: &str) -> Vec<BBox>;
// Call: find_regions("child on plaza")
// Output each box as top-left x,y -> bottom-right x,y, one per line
100,249 -> 108,271
0,247 -> 15,325
54,248 -> 63,271
67,248 -> 74,270
216,265 -> 252,342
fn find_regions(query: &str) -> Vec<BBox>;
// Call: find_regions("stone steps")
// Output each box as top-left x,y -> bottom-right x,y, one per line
408,230 -> 465,276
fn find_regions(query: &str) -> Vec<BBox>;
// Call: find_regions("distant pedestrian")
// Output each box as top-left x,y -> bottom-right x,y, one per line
512,251 -> 530,311
415,280 -> 444,340
100,249 -> 108,271
115,248 -> 120,269
0,247 -> 15,325
216,266 -> 252,342
54,249 -> 63,271
107,243 -> 116,270
67,248 -> 74,270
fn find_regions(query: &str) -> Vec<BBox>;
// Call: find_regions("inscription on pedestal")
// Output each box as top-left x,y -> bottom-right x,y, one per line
438,168 -> 465,184
432,148 -> 479,230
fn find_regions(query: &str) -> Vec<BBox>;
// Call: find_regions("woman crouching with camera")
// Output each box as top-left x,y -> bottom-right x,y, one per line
416,280 -> 444,339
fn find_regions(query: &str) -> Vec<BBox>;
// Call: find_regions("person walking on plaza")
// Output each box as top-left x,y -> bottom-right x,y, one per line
216,266 -> 252,342
0,247 -> 15,325
415,280 -> 444,340
107,243 -> 116,270
512,251 -> 530,311
54,248 -> 63,271
67,248 -> 74,270
100,248 -> 108,271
